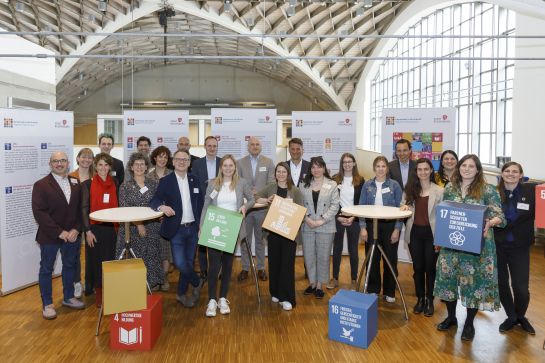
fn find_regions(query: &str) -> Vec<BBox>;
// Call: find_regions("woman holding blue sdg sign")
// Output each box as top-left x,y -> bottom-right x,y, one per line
434,154 -> 505,341
200,155 -> 254,318
256,162 -> 304,311
400,158 -> 444,317
493,162 -> 536,335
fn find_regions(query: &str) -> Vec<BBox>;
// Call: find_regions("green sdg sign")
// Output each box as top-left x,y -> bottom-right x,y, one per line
198,205 -> 243,253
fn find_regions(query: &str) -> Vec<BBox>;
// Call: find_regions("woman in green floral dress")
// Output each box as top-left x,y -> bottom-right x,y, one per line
433,154 -> 505,341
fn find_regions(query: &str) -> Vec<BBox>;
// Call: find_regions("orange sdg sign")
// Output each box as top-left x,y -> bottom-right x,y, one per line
535,184 -> 545,228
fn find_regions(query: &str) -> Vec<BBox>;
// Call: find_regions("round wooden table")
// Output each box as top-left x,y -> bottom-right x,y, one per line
342,205 -> 412,321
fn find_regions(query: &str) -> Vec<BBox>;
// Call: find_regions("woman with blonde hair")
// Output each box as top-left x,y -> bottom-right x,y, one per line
200,155 -> 254,317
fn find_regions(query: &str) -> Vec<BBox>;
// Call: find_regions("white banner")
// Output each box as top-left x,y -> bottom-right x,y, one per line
380,108 -> 456,171
210,108 -> 277,162
291,111 -> 357,174
123,110 -> 189,164
0,109 -> 73,294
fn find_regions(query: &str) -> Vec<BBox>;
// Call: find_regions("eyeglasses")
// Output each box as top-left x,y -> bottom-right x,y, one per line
51,159 -> 68,164
173,158 -> 190,163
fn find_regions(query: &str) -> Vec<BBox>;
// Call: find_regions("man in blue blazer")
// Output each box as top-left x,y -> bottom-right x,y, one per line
191,136 -> 221,279
150,150 -> 204,308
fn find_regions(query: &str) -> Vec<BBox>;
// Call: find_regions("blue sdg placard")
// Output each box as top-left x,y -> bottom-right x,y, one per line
328,290 -> 377,349
434,200 -> 486,254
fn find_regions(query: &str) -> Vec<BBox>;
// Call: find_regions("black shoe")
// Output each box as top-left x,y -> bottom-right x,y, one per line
518,317 -> 536,335
461,323 -> 475,341
437,317 -> 458,331
499,318 -> 518,333
314,289 -> 325,299
237,270 -> 249,282
413,298 -> 425,314
424,299 -> 434,317
304,285 -> 316,295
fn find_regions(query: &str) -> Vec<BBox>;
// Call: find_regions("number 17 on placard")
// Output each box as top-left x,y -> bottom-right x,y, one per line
440,209 -> 448,219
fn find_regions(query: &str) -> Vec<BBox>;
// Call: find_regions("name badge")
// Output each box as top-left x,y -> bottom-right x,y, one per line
381,187 -> 390,194
209,190 -> 218,199
139,186 -> 149,194
70,178 -> 78,184
259,166 -> 267,172
103,193 -> 110,203
193,188 -> 200,194
517,202 -> 530,211
111,171 -> 117,176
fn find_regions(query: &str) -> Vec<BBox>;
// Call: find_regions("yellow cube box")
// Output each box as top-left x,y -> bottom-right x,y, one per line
102,259 -> 147,315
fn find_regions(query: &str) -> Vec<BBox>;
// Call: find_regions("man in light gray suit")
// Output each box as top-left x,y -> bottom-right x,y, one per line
236,137 -> 275,281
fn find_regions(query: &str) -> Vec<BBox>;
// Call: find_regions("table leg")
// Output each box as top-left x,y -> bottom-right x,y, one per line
243,238 -> 261,304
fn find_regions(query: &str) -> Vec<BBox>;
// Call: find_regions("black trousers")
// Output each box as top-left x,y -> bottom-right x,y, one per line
408,225 -> 437,300
207,248 -> 234,301
268,233 -> 296,306
332,219 -> 360,281
87,224 -> 116,288
496,243 -> 530,320
364,220 -> 398,297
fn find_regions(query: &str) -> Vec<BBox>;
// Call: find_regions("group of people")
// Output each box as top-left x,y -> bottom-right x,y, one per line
32,134 -> 538,342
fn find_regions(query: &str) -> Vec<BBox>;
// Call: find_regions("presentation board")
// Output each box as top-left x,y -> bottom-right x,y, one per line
291,111 -> 357,175
380,108 -> 456,170
210,108 -> 277,162
123,110 -> 189,164
0,108 -> 73,294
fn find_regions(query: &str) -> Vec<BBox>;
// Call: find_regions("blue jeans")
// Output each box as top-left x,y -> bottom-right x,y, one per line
39,238 -> 79,307
170,224 -> 200,296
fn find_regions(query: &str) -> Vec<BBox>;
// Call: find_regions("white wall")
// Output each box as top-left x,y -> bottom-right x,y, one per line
71,63 -> 323,124
512,13 -> 545,180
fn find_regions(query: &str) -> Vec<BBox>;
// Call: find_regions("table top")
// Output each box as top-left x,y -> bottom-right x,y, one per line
341,205 -> 412,219
89,207 -> 163,223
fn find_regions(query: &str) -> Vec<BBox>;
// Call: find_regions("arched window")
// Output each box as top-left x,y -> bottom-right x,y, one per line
370,2 -> 515,165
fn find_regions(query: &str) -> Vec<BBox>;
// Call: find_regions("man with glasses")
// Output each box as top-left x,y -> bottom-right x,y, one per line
32,152 -> 85,319
151,150 -> 204,308
236,136 -> 275,282
98,133 -> 125,185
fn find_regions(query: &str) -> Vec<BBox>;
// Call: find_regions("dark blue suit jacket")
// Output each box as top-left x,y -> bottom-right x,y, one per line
192,156 -> 221,196
150,171 -> 203,239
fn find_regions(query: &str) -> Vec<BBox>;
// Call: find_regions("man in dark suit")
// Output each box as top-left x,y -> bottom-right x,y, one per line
32,151 -> 85,320
150,150 -> 204,308
177,136 -> 199,172
191,136 -> 221,279
287,138 -> 310,187
236,137 -> 275,281
388,138 -> 415,189
99,133 -> 124,184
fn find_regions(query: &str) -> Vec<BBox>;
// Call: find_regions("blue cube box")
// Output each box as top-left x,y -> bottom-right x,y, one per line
434,200 -> 486,254
328,290 -> 378,349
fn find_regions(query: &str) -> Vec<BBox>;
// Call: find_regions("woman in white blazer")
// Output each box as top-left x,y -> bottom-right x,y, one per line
401,158 -> 444,317
300,156 -> 340,299
200,155 -> 255,317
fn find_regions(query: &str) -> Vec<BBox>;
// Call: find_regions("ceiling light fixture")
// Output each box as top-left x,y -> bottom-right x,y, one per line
363,0 -> 372,8
98,0 -> 107,12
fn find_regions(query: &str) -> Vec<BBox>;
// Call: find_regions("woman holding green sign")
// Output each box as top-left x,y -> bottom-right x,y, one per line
256,162 -> 304,311
434,154 -> 505,341
200,154 -> 254,317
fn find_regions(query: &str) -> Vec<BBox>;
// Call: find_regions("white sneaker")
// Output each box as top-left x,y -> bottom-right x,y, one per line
74,282 -> 82,299
280,301 -> 293,311
205,299 -> 217,317
271,296 -> 279,303
385,295 -> 396,303
218,297 -> 230,315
